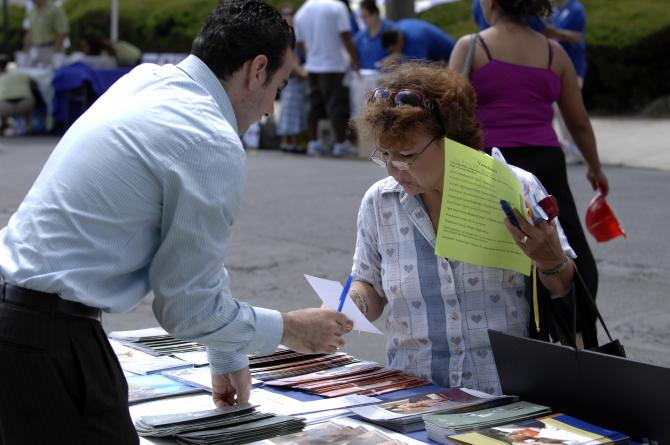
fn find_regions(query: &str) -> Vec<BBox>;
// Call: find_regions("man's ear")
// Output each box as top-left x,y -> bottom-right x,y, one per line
247,54 -> 269,91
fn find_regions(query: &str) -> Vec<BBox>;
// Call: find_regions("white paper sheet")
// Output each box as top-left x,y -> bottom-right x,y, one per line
304,275 -> 383,335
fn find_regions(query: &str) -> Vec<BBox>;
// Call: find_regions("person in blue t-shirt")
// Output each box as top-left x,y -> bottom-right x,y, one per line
546,0 -> 586,79
354,0 -> 394,70
545,0 -> 587,162
472,0 -> 489,30
380,18 -> 454,66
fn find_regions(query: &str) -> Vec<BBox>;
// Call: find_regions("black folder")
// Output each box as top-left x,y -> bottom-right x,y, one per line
488,330 -> 670,444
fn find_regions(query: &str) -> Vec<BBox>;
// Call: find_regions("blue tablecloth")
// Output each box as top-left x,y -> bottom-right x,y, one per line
51,62 -> 132,130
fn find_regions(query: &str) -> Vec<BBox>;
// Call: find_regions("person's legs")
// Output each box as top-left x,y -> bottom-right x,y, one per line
277,78 -> 306,153
306,73 -> 327,155
322,73 -> 357,157
0,301 -> 138,445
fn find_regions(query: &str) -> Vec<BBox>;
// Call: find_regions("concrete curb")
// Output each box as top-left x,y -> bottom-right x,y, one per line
591,117 -> 670,171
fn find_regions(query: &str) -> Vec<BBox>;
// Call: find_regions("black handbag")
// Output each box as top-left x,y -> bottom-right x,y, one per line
572,266 -> 626,357
529,264 -> 626,358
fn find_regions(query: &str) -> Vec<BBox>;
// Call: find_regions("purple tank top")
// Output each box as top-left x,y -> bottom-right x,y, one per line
472,36 -> 561,149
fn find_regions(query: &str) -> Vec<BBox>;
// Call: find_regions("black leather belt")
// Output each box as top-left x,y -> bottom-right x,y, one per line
0,282 -> 101,321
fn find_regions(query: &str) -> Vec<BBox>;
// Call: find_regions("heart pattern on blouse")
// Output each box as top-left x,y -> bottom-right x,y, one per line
404,264 -> 414,273
400,227 -> 409,236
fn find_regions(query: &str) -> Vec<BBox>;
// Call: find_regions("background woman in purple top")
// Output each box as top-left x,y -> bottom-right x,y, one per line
449,0 -> 608,347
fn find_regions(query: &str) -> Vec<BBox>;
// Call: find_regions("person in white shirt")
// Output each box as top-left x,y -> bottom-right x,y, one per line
294,0 -> 360,157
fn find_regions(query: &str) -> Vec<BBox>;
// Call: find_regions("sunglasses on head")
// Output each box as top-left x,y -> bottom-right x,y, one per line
367,87 -> 447,137
367,87 -> 435,110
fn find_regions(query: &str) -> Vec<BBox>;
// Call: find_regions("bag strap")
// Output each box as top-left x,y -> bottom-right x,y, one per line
463,33 -> 478,78
572,265 -> 615,343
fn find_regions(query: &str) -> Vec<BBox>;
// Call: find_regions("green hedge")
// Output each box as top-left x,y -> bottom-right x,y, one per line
4,0 -> 668,112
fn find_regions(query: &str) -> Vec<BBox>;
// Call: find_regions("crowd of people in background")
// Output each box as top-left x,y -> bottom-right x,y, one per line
2,0 -> 590,152
254,0 -> 588,162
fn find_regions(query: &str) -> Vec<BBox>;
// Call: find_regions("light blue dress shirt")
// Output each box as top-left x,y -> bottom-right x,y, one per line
0,55 -> 284,374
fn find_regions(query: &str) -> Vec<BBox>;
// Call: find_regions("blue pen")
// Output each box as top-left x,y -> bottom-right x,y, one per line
337,275 -> 354,312
500,199 -> 521,229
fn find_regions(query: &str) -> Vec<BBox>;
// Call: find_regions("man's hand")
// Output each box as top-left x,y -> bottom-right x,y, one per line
211,367 -> 251,407
282,308 -> 353,354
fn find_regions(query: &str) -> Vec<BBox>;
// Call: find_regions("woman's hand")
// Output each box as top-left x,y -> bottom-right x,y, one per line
587,166 -> 609,196
503,208 -> 574,296
503,208 -> 565,268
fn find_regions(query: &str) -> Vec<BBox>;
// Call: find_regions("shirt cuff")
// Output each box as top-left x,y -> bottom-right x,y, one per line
246,307 -> 284,355
207,307 -> 283,375
207,350 -> 249,375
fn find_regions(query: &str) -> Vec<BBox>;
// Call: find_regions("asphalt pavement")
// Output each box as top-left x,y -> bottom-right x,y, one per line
0,116 -> 668,369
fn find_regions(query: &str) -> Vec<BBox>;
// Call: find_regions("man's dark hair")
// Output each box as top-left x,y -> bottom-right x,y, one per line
191,0 -> 295,83
360,0 -> 380,15
381,29 -> 401,50
0,54 -> 8,72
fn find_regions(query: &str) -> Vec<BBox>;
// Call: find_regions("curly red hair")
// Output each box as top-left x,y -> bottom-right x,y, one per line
355,62 -> 483,151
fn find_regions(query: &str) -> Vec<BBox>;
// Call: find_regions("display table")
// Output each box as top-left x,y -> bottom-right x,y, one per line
51,62 -> 132,131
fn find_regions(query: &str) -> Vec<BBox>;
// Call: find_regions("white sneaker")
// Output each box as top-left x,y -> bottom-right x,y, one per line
332,140 -> 358,158
307,140 -> 327,156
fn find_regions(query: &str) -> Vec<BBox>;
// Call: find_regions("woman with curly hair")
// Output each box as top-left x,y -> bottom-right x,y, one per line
348,63 -> 577,395
449,0 -> 607,348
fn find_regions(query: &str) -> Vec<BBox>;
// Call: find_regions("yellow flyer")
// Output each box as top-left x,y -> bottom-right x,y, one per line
435,139 -> 531,275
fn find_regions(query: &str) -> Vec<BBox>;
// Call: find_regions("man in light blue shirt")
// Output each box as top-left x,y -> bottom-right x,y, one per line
0,2 -> 352,443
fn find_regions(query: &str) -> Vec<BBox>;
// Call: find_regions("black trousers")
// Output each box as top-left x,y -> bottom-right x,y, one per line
0,299 -> 138,445
487,146 -> 600,345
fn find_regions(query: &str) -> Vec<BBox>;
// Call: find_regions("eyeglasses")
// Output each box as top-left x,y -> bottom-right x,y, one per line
369,135 -> 439,171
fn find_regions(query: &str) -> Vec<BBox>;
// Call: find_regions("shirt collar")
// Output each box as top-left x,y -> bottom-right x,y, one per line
380,176 -> 436,246
380,177 -> 415,208
380,177 -> 403,195
177,55 -> 239,134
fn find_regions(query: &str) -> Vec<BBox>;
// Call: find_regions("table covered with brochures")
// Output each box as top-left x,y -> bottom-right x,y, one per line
112,327 -> 646,445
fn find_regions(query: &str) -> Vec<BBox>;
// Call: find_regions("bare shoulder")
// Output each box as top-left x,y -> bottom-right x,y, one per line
449,34 -> 476,68
453,33 -> 477,53
549,39 -> 571,74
